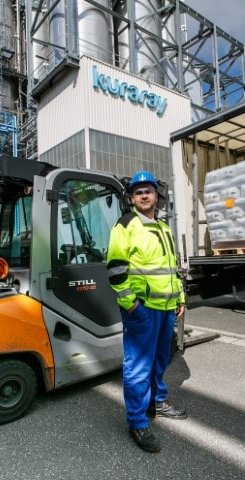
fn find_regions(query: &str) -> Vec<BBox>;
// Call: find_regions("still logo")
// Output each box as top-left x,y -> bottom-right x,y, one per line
68,279 -> 96,292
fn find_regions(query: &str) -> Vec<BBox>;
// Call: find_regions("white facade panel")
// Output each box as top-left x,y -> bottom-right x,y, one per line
38,56 -> 191,155
37,67 -> 86,155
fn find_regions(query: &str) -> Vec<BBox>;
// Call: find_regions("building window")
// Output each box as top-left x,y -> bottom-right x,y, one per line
40,129 -> 172,186
89,129 -> 172,186
40,130 -> 86,169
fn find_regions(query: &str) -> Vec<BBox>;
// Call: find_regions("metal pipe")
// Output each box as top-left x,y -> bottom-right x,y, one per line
65,0 -> 77,55
25,0 -> 34,105
192,134 -> 199,256
15,0 -> 21,72
128,0 -> 137,73
242,49 -> 245,101
212,25 -> 222,111
175,0 -> 184,92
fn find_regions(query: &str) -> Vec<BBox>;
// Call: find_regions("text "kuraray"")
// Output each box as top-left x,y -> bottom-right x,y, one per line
92,65 -> 167,116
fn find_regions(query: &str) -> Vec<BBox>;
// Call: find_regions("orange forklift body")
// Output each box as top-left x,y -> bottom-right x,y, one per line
0,294 -> 55,390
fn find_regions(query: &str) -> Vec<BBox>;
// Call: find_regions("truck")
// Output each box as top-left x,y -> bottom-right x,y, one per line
170,102 -> 245,306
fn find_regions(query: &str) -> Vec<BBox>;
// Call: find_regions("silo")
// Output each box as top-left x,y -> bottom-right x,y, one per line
114,0 -> 163,84
135,0 -> 163,83
48,0 -> 113,65
77,0 -> 113,64
49,0 -> 66,64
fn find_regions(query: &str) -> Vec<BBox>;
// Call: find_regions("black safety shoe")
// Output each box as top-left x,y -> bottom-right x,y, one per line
129,427 -> 161,453
147,400 -> 187,420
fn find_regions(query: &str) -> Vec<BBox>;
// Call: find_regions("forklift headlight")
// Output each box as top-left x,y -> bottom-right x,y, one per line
0,257 -> 9,280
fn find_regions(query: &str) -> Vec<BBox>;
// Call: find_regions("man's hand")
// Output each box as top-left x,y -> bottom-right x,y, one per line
176,304 -> 185,318
128,300 -> 140,314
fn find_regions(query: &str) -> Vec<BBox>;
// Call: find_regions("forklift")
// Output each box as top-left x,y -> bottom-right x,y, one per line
0,155 -> 182,424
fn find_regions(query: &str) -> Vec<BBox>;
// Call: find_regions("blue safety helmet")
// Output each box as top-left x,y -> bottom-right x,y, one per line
129,171 -> 158,191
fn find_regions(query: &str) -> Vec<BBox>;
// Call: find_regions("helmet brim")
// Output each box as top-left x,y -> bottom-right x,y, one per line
129,181 -> 158,192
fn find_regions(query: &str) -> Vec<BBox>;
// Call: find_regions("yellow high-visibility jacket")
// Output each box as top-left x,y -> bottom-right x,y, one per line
106,209 -> 185,311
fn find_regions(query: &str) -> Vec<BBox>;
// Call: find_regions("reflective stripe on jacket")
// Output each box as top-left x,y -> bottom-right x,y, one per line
106,210 -> 185,311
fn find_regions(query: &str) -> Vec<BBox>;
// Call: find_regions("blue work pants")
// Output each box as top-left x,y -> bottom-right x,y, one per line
121,303 -> 176,430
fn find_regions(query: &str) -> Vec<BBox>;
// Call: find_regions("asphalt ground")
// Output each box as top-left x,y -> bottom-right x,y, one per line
186,295 -> 245,337
0,302 -> 244,480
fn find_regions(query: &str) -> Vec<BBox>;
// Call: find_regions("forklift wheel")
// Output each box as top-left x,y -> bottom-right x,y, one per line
0,359 -> 37,425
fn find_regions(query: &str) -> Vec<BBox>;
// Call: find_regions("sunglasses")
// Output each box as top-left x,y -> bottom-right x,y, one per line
133,187 -> 156,196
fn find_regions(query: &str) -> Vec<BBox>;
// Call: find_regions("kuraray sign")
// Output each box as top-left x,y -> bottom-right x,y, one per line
92,65 -> 167,116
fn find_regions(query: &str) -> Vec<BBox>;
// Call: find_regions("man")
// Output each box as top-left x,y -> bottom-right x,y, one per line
106,171 -> 186,453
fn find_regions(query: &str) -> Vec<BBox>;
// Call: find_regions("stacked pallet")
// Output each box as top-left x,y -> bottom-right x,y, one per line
204,161 -> 245,255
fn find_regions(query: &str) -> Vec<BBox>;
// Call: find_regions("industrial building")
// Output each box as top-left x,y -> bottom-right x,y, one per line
0,0 -> 245,187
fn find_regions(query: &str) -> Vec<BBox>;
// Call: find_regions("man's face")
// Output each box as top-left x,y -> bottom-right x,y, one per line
131,183 -> 158,217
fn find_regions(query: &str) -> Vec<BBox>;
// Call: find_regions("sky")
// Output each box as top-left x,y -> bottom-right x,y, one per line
184,0 -> 245,44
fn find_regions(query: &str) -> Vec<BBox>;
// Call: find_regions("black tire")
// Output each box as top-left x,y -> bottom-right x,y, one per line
0,359 -> 37,425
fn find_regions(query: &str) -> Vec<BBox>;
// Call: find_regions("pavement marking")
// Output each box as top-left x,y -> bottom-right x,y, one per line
185,323 -> 245,342
233,339 -> 245,347
214,336 -> 245,347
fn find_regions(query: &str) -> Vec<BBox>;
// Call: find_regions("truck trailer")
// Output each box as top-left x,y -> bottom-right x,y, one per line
170,101 -> 245,305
